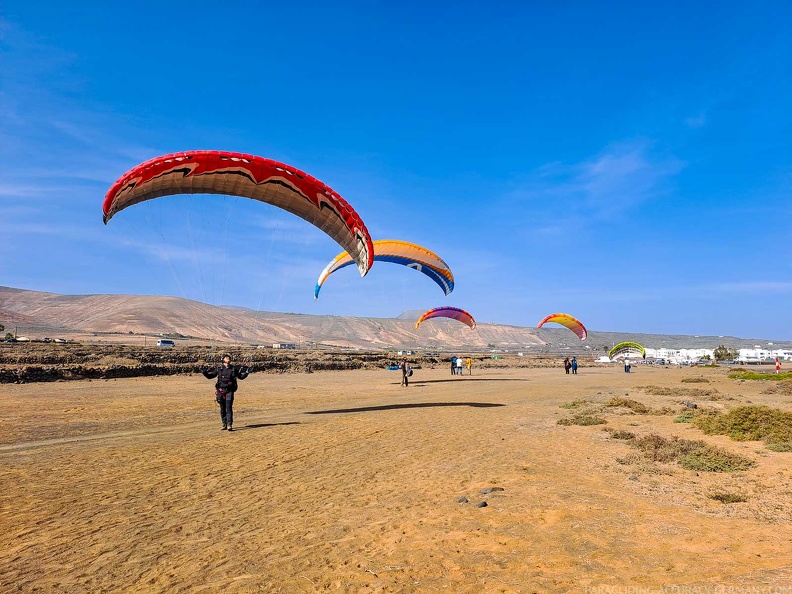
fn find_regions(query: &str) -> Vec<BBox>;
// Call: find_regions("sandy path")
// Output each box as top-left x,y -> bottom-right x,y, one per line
1,365 -> 791,592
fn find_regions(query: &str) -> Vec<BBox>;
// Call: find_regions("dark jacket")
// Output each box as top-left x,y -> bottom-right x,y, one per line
203,364 -> 250,393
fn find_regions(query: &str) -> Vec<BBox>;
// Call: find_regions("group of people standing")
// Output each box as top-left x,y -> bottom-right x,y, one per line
563,357 -> 578,375
451,355 -> 472,375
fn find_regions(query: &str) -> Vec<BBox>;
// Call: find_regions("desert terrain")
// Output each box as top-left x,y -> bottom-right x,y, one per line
1,362 -> 791,593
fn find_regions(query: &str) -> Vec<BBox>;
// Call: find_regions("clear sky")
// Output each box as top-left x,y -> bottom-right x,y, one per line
1,2 -> 790,339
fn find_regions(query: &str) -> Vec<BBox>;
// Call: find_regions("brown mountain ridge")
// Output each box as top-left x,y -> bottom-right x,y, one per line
1,286 -> 788,352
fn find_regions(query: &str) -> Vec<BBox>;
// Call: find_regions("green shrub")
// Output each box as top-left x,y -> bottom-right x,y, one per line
693,405 -> 792,445
728,370 -> 792,381
679,447 -> 755,472
674,410 -> 696,423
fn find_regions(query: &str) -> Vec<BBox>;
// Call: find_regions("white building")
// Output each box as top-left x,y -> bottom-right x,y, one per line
738,349 -> 792,363
644,348 -> 714,364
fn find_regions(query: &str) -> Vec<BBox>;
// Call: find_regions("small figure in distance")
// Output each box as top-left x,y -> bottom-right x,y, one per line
399,356 -> 411,387
456,355 -> 463,376
202,354 -> 250,431
571,357 -> 578,375
564,357 -> 571,375
451,355 -> 457,376
466,357 -> 472,376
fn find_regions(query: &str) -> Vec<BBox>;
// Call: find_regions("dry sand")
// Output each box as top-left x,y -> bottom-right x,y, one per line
1,364 -> 791,593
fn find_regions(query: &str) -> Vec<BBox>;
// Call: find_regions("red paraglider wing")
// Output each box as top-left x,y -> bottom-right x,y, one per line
103,150 -> 373,276
415,306 -> 476,329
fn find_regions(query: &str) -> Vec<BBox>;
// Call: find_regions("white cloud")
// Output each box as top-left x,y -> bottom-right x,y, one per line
553,141 -> 683,216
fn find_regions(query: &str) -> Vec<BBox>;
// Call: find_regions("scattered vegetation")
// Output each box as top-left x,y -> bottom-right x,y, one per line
641,385 -> 673,396
640,385 -> 721,400
560,399 -> 588,409
728,370 -> 792,381
606,428 -> 636,440
678,447 -> 755,472
761,380 -> 792,396
604,397 -> 652,414
557,414 -> 607,426
624,434 -> 755,472
674,410 -> 696,423
707,491 -> 748,504
692,405 -> 792,451
681,377 -> 710,384
704,393 -> 735,401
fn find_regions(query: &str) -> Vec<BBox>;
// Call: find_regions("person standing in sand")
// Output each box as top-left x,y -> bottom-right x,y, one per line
466,357 -> 472,375
564,357 -> 571,374
456,356 -> 464,376
571,357 -> 578,375
203,354 -> 250,431
776,357 -> 782,374
399,356 -> 411,387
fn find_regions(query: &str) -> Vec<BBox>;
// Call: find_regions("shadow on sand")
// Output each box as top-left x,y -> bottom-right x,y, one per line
307,402 -> 505,415
236,422 -> 302,431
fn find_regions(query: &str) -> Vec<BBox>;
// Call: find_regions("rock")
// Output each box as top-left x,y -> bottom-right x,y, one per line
480,487 -> 505,494
628,476 -> 638,482
457,497 -> 469,504
477,501 -> 488,508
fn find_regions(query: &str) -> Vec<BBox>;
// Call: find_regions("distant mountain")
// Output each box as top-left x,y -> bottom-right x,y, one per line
1,286 -> 789,352
395,310 -> 424,320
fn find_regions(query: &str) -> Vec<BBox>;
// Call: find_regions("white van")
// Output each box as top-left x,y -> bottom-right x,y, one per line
156,339 -> 176,347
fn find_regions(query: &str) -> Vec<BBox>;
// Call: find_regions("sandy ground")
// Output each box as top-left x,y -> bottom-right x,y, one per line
1,364 -> 792,593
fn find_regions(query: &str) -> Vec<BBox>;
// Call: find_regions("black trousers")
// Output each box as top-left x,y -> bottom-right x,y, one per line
220,393 -> 235,426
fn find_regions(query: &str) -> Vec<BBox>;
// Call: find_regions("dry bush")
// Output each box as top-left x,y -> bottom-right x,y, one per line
557,414 -> 607,426
707,492 -> 748,504
626,434 -> 755,472
611,430 -> 636,440
604,397 -> 652,414
560,399 -> 588,409
681,377 -> 710,384
761,380 -> 792,396
641,385 -> 673,396
640,385 -> 721,401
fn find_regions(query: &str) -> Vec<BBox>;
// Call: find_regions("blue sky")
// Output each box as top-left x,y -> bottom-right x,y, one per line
1,1 -> 790,339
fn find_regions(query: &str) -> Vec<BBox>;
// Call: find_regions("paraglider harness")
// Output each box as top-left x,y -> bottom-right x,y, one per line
215,365 -> 237,403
